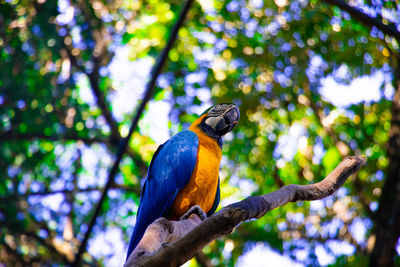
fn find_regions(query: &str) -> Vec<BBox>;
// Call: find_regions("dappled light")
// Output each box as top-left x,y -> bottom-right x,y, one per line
0,0 -> 399,266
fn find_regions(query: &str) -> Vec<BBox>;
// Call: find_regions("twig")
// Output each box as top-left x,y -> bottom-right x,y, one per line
72,0 -> 195,265
127,156 -> 366,266
321,0 -> 400,42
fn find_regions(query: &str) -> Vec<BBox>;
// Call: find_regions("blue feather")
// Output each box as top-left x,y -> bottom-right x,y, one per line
126,130 -> 199,259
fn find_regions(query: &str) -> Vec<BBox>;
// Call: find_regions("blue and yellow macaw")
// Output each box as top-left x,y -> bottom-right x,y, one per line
126,103 -> 240,259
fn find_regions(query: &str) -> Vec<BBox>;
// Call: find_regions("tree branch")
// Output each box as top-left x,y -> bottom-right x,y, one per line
0,182 -> 139,201
321,0 -> 400,42
126,156 -> 366,267
0,130 -> 108,144
72,0 -> 195,265
0,130 -> 148,175
302,84 -> 375,218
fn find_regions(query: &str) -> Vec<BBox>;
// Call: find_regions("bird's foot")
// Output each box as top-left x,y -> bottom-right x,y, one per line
180,205 -> 207,221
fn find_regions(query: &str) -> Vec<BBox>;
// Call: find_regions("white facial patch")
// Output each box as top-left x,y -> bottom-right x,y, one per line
204,116 -> 220,130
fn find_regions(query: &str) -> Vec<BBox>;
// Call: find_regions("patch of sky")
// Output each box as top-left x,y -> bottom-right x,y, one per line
222,240 -> 234,261
370,201 -> 378,212
274,123 -> 307,162
320,70 -> 385,108
278,221 -> 287,231
78,146 -> 111,188
312,137 -> 325,164
321,218 -> 344,238
305,222 -> 319,238
17,174 -> 31,194
139,100 -> 171,144
236,243 -> 303,267
245,18 -> 258,38
89,227 -> 126,267
189,89 -> 212,114
229,175 -> 258,198
40,193 -> 64,211
215,39 -> 228,51
108,45 -> 153,121
349,218 -> 373,245
290,1 -> 303,14
157,73 -> 172,88
29,180 -> 43,193
226,0 -> 239,12
107,189 -> 120,199
384,75 -> 395,100
226,26 -> 238,36
192,47 -> 214,64
306,54 -> 328,83
71,26 -> 83,46
75,192 -> 101,217
281,42 -> 292,52
334,187 -> 348,199
316,244 -> 335,266
287,212 -> 305,225
7,166 -> 19,178
21,42 -> 35,56
198,0 -> 216,14
327,240 -> 356,256
192,31 -> 216,44
50,178 -> 67,192
56,144 -> 78,170
310,199 -> 324,212
265,8 -> 274,17
249,0 -> 263,9
83,61 -> 94,74
294,248 -> 308,262
240,6 -> 251,21
208,21 -> 223,32
264,21 -> 280,36
57,0 -> 75,26
185,70 -> 207,86
230,58 -> 247,70
382,8 -> 400,24
358,3 -> 378,18
373,170 -> 384,181
220,194 -> 241,207
96,116 -> 110,134
274,71 -> 289,87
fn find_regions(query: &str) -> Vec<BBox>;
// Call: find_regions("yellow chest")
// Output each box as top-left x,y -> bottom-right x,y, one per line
171,130 -> 222,218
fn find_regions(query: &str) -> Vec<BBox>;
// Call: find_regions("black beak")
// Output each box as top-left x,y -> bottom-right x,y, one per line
215,106 -> 240,136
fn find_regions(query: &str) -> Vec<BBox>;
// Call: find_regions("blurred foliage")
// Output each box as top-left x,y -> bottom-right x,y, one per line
0,0 -> 399,266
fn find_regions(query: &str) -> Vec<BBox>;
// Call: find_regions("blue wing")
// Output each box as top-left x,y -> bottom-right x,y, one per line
126,130 -> 199,259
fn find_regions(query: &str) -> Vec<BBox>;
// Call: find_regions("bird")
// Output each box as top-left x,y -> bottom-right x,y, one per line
126,103 -> 240,259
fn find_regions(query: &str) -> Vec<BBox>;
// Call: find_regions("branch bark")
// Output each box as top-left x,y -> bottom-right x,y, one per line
321,0 -> 400,42
72,0 -> 195,265
126,156 -> 366,267
369,62 -> 400,267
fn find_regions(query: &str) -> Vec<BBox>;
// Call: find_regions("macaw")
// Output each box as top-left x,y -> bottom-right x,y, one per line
126,103 -> 240,259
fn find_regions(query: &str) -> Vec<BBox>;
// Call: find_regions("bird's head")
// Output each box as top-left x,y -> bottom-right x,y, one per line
199,103 -> 240,139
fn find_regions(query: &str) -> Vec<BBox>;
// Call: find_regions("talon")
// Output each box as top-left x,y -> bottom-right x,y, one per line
180,205 -> 207,221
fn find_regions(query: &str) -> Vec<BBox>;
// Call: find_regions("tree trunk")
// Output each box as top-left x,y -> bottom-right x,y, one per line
370,55 -> 400,266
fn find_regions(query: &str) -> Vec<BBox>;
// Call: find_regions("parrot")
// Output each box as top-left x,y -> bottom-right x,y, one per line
126,103 -> 240,259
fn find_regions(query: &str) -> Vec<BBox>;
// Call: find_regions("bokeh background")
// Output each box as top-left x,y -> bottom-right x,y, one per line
1,0 -> 400,266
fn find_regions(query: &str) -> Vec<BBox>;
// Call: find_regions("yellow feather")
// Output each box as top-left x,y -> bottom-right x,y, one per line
170,115 -> 222,218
